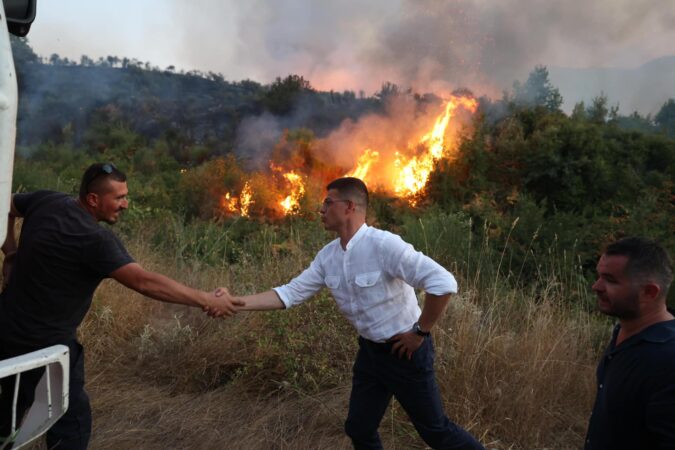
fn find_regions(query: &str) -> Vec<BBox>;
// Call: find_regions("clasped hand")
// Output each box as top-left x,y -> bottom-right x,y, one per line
202,287 -> 244,318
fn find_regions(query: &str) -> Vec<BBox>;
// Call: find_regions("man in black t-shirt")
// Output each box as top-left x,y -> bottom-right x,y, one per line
0,163 -> 242,449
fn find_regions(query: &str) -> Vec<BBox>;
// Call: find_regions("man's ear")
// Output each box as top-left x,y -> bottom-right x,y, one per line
86,192 -> 99,208
642,282 -> 661,301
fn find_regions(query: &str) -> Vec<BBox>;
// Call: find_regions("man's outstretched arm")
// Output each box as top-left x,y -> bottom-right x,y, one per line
216,289 -> 285,311
111,263 -> 243,317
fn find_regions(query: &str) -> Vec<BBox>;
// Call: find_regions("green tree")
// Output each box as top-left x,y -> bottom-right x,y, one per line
263,74 -> 313,115
571,101 -> 587,121
9,35 -> 39,65
655,99 -> 675,137
587,94 -> 609,124
375,82 -> 401,103
614,111 -> 656,134
513,65 -> 563,112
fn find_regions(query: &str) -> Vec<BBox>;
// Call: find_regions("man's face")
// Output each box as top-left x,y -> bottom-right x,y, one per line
93,180 -> 129,224
319,188 -> 350,232
592,254 -> 641,319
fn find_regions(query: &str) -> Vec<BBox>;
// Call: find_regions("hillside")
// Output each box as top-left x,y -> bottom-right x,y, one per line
550,55 -> 675,115
11,36 -> 382,158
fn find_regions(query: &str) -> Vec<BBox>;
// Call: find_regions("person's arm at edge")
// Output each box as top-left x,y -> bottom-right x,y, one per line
110,262 -> 243,316
236,289 -> 286,311
2,194 -> 21,256
2,195 -> 21,288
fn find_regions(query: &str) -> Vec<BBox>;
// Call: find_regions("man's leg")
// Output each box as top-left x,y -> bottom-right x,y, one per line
345,339 -> 393,450
388,337 -> 484,450
45,341 -> 91,450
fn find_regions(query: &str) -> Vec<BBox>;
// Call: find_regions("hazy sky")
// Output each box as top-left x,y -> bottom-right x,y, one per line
25,0 -> 675,97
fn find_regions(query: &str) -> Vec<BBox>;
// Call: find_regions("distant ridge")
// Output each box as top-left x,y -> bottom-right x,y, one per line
549,55 -> 675,115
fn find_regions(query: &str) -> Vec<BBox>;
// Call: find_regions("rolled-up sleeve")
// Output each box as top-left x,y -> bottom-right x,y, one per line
273,257 -> 326,309
382,234 -> 458,295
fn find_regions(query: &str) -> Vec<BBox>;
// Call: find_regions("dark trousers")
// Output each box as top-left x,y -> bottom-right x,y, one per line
0,339 -> 91,449
345,336 -> 484,450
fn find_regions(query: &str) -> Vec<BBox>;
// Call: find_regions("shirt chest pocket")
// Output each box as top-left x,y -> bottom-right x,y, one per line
353,270 -> 386,303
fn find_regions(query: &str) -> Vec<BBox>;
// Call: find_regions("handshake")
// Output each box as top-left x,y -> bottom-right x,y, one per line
198,287 -> 282,317
199,287 -> 243,318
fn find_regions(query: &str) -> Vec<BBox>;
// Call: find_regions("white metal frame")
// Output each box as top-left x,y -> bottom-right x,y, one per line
0,345 -> 70,449
0,0 -> 18,245
1,4 -> 70,449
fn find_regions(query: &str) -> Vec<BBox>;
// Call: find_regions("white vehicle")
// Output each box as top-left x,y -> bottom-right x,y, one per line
0,1 -> 70,448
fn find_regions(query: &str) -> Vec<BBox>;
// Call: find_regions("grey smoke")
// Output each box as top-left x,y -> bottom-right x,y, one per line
234,113 -> 283,171
27,1 -> 675,114
168,0 -> 674,100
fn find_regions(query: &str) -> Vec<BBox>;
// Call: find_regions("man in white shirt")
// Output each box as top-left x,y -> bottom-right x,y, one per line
228,177 -> 484,449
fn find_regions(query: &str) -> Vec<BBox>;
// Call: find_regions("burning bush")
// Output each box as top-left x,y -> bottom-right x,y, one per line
206,94 -> 478,219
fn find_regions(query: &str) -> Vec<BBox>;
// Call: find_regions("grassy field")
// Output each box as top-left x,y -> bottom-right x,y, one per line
21,212 -> 609,449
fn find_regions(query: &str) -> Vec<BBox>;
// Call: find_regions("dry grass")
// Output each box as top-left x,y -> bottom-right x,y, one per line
435,291 -> 602,449
17,220 -> 608,449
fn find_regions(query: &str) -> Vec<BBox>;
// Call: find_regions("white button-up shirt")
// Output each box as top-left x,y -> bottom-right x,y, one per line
273,224 -> 458,342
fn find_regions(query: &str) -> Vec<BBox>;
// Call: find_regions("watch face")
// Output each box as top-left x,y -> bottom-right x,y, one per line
413,322 -> 429,336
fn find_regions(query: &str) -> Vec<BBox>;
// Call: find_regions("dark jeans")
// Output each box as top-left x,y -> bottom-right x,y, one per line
0,339 -> 91,449
345,336 -> 484,450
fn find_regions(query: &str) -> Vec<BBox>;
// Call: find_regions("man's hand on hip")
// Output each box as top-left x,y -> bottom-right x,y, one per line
389,331 -> 424,360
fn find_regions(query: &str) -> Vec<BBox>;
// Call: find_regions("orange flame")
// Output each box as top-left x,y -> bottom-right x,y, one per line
393,96 -> 477,200
219,94 -> 477,218
240,181 -> 253,217
279,171 -> 305,214
220,192 -> 238,214
346,148 -> 380,180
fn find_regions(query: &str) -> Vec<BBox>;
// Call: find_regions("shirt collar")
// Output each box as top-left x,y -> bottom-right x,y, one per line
345,223 -> 369,252
639,317 -> 675,344
611,314 -> 675,351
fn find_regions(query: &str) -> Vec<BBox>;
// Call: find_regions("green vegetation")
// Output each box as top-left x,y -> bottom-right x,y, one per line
13,56 -> 673,301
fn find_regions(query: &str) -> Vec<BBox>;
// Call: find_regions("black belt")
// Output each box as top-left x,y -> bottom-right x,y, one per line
359,336 -> 394,353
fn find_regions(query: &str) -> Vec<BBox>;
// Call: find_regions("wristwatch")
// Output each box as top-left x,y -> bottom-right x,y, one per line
412,321 -> 430,337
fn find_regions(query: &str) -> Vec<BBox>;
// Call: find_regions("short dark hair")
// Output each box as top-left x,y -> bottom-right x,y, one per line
79,163 -> 127,200
604,237 -> 673,297
326,177 -> 369,208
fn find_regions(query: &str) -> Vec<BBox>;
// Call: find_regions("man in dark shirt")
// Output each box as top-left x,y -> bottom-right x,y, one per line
585,237 -> 675,449
0,163 -> 242,449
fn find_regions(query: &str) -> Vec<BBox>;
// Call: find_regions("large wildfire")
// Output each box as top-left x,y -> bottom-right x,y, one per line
217,94 -> 478,218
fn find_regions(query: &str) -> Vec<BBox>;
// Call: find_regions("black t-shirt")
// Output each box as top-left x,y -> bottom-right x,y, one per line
584,315 -> 675,449
0,191 -> 134,348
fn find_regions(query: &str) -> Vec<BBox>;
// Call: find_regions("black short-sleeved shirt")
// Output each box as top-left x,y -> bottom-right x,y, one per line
0,191 -> 134,348
584,314 -> 675,450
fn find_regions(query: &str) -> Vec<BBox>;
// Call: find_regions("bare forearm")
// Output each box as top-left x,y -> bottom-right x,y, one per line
112,263 -> 242,317
417,293 -> 451,332
135,271 -> 209,307
112,263 -> 209,308
1,215 -> 17,255
238,290 -> 285,310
